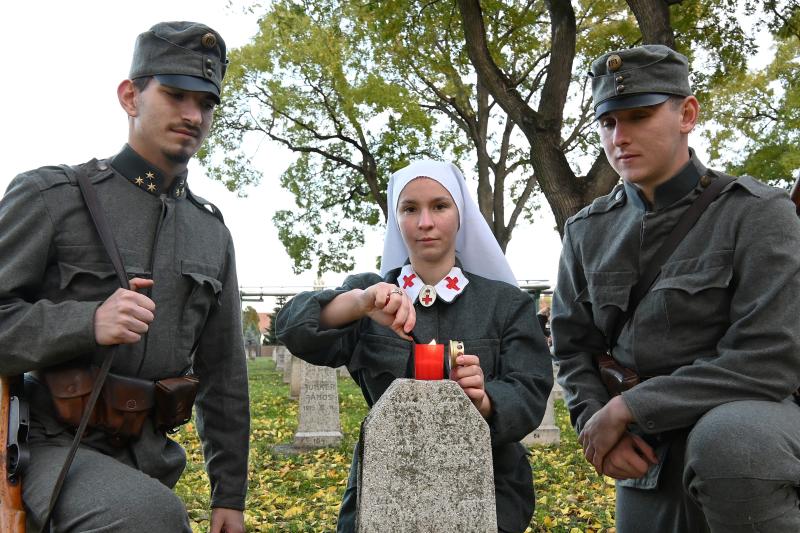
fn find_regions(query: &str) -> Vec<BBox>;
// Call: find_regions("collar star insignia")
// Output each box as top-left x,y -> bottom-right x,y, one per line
145,171 -> 155,179
134,176 -> 144,185
147,183 -> 157,192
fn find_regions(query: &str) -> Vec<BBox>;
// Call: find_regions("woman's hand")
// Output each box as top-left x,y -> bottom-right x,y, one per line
450,354 -> 492,419
358,282 -> 416,340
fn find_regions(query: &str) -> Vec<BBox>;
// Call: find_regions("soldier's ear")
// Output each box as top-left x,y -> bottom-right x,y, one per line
679,95 -> 699,134
117,79 -> 139,117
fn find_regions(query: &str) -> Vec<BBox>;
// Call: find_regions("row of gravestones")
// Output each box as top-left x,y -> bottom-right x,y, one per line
271,346 -> 564,532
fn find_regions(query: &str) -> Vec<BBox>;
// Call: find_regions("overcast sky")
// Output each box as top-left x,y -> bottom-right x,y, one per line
1,1 -> 591,312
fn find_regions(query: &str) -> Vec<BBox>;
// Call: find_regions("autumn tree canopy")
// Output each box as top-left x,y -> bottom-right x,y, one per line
201,0 -> 793,274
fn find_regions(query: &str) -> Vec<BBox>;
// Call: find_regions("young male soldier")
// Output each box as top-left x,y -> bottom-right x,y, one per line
0,22 -> 249,532
551,44 -> 800,532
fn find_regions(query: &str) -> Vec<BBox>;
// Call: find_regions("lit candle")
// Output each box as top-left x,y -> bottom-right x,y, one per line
414,339 -> 444,380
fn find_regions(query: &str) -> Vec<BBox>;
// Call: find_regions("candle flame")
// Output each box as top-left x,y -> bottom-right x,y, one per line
428,339 -> 437,345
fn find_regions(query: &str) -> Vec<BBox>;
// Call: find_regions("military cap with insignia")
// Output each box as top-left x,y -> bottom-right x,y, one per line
589,44 -> 691,118
129,21 -> 228,103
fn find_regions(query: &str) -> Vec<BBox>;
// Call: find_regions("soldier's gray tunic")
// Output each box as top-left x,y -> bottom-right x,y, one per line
276,270 -> 553,533
552,152 -> 800,532
0,151 -> 250,529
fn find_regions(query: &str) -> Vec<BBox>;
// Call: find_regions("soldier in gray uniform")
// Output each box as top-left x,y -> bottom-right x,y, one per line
0,22 -> 249,532
551,44 -> 800,532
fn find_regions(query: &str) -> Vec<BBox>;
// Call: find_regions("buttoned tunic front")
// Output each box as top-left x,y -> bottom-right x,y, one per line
552,152 -> 800,531
0,148 -> 250,523
277,270 -> 553,533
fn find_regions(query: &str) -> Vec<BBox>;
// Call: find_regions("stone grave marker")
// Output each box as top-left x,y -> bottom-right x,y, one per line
283,353 -> 293,383
522,387 -> 560,446
289,356 -> 303,399
293,363 -> 342,448
357,379 -> 497,532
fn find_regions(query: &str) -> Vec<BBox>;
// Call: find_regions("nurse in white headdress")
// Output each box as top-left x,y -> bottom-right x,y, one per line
277,160 -> 552,533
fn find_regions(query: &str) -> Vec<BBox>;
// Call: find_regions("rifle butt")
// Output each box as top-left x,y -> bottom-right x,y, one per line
0,376 -> 26,532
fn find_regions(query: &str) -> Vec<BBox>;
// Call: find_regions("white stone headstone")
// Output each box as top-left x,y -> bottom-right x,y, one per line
283,353 -> 293,383
275,346 -> 287,371
357,379 -> 497,532
289,357 -> 303,399
293,363 -> 342,448
522,387 -> 560,446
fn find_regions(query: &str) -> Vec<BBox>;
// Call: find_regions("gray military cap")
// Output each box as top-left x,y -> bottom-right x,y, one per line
589,44 -> 691,118
129,21 -> 228,103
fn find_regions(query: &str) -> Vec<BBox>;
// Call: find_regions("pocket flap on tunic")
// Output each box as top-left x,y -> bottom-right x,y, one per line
582,271 -> 636,311
57,262 -> 116,289
351,333 -> 411,378
653,264 -> 733,294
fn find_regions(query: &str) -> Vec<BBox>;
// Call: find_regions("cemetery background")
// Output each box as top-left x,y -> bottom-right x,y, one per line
174,357 -> 615,532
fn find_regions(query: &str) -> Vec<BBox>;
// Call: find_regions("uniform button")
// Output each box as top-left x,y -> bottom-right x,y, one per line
97,161 -> 108,171
206,68 -> 214,77
615,190 -> 624,201
700,174 -> 713,187
206,58 -> 214,68
646,420 -> 655,430
126,399 -> 137,410
615,75 -> 624,83
67,384 -> 76,394
617,84 -> 625,92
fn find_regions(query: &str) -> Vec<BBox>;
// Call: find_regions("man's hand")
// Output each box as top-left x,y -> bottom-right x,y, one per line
601,432 -> 659,480
210,507 -> 245,533
93,277 -> 155,345
450,354 -> 492,419
578,395 -> 635,473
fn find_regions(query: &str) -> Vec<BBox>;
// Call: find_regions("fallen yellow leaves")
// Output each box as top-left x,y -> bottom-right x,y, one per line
175,358 -> 617,532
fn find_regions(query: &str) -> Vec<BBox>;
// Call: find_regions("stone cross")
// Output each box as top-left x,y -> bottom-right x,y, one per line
293,362 -> 343,448
357,379 -> 497,532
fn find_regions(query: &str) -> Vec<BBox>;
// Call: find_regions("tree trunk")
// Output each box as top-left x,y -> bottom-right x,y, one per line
627,0 -> 676,47
458,0 -> 680,236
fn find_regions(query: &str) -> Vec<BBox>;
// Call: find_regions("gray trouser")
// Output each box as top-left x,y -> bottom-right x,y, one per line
617,398 -> 800,533
23,435 -> 191,533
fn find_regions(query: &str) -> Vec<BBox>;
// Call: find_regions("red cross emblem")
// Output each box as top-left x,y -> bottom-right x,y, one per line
402,274 -> 417,288
420,285 -> 436,307
445,276 -> 460,291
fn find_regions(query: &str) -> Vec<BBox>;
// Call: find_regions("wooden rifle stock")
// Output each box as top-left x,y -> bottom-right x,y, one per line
0,376 -> 25,532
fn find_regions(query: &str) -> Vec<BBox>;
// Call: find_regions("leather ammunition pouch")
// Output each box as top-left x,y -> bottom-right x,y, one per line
595,353 -> 640,396
40,366 -> 198,441
42,366 -> 102,428
154,376 -> 199,432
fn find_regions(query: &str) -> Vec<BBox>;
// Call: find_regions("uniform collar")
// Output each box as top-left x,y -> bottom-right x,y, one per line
624,148 -> 705,212
110,144 -> 188,198
398,264 -> 470,306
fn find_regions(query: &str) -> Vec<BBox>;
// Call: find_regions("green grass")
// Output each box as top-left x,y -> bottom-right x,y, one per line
174,357 -> 616,532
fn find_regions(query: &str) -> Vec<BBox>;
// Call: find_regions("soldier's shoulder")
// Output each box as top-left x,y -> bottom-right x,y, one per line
186,188 -> 226,225
11,159 -> 109,192
725,173 -> 785,200
566,183 -> 626,227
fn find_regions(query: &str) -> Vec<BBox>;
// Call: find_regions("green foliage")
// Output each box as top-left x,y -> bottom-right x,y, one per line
175,358 -> 617,532
203,0 -> 785,268
703,2 -> 800,184
242,305 -> 261,334
266,295 -> 288,345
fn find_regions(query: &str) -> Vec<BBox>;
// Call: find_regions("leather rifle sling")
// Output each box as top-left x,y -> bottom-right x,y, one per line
40,165 -> 131,532
608,174 -> 735,350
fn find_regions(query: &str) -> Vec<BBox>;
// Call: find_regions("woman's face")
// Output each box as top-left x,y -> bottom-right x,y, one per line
396,177 -> 459,266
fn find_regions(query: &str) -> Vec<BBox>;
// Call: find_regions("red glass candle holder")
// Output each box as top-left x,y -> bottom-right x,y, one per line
414,342 -> 444,380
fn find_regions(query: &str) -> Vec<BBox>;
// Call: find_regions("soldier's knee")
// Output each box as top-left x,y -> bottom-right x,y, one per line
685,401 -> 766,480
